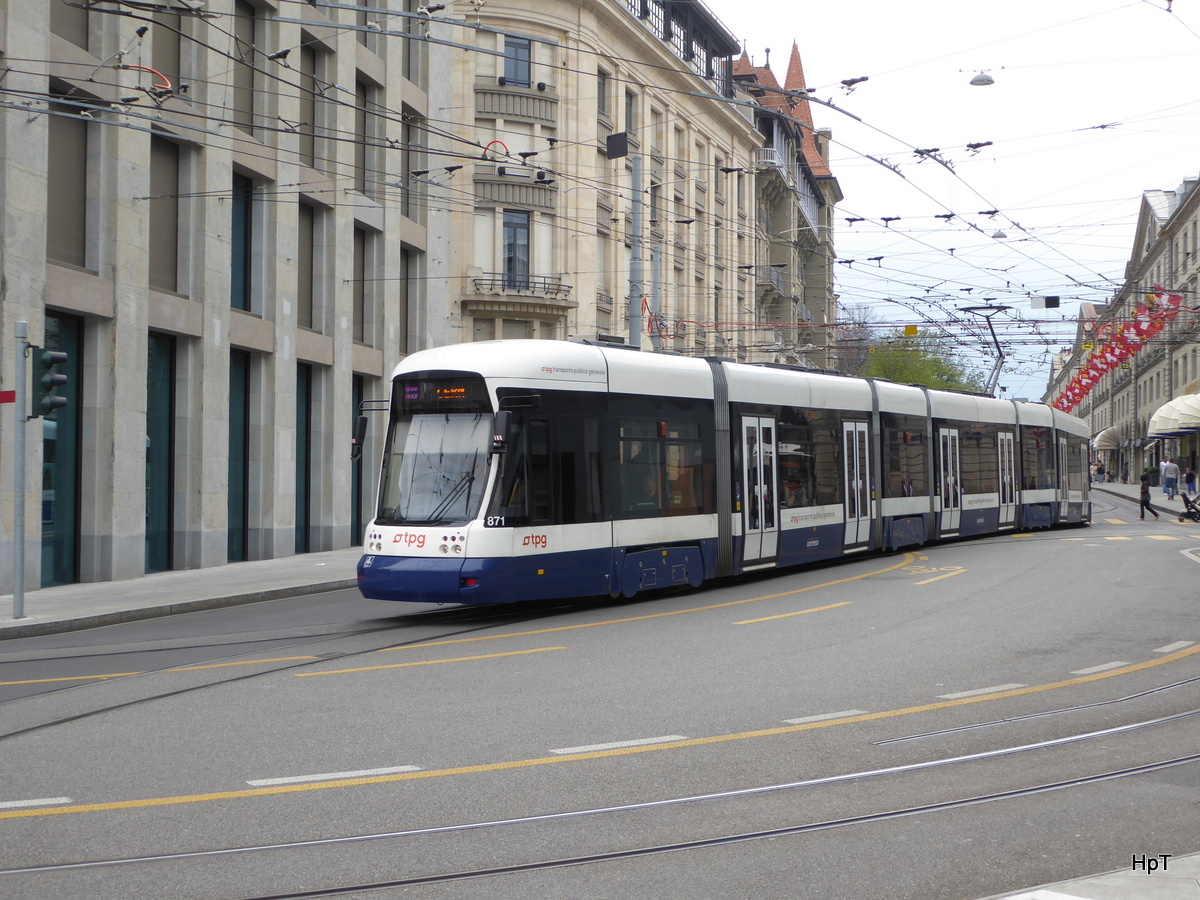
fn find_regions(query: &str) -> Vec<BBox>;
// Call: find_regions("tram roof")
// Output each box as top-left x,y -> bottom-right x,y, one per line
392,342 -> 1084,432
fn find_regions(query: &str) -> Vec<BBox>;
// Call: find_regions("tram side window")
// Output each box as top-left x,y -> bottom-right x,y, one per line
557,414 -> 604,524
880,413 -> 927,498
960,423 -> 999,494
618,420 -> 663,518
778,408 -> 840,507
1020,426 -> 1055,490
487,416 -> 551,526
777,419 -> 816,508
665,422 -> 704,516
1067,439 -> 1085,492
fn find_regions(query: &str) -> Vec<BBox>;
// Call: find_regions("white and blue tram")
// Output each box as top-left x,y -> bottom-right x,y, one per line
357,340 -> 1090,604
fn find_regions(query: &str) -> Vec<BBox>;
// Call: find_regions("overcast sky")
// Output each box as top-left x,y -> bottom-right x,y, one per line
701,0 -> 1200,399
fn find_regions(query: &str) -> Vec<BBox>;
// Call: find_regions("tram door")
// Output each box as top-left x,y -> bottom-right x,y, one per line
842,421 -> 872,546
938,427 -> 962,533
1057,436 -> 1070,519
741,417 -> 779,564
998,431 -> 1016,526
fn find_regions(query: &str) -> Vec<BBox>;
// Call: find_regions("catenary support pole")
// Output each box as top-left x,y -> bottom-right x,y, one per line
13,320 -> 27,619
627,154 -> 643,348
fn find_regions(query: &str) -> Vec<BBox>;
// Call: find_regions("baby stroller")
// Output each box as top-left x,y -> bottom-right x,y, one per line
1179,493 -> 1200,523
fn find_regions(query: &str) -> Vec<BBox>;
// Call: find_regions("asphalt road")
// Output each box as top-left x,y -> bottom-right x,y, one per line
1,491 -> 1198,899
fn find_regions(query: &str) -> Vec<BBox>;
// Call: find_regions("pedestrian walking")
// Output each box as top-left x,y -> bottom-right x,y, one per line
1139,474 -> 1161,521
1187,467 -> 1196,496
1163,457 -> 1181,501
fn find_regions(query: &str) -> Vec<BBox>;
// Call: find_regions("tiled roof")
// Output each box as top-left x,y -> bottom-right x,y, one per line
733,43 -> 834,179
784,42 -> 832,178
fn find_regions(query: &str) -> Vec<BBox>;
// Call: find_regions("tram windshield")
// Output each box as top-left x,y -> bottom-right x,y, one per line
376,375 -> 492,526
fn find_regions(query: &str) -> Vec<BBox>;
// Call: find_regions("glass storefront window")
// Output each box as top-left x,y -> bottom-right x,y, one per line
41,314 -> 82,587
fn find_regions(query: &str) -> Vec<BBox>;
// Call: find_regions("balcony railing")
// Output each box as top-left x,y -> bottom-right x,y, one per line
472,273 -> 573,302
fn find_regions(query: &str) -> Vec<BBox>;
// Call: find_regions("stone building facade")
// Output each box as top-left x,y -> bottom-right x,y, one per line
1049,177 -> 1200,480
436,1 -> 839,364
1,0 -> 443,591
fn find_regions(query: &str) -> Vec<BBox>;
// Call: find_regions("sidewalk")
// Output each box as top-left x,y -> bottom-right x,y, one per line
0,546 -> 362,640
1092,477 -> 1198,515
981,853 -> 1200,899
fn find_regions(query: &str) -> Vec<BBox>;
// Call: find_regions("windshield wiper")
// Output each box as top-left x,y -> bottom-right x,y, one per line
421,452 -> 480,524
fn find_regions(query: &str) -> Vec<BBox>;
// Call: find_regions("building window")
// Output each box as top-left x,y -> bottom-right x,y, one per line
146,333 -> 176,574
357,0 -> 377,51
353,226 -> 379,345
402,0 -> 424,84
597,69 -> 610,119
624,89 -> 637,132
298,46 -> 318,169
503,36 -> 532,87
51,0 -> 90,49
231,0 -> 257,133
297,202 -> 316,329
503,209 -> 531,290
399,115 -> 422,220
398,247 -> 412,354
354,80 -> 379,196
295,363 -> 313,554
47,91 -> 90,269
41,314 -> 83,587
231,173 -> 255,311
149,136 -> 181,293
152,11 -> 183,88
228,350 -> 251,562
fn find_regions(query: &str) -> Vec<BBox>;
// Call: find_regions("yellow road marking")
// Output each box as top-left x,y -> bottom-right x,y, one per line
379,553 -> 919,651
3,557 -> 921,687
914,569 -> 966,585
7,642 -> 1200,821
295,647 -> 564,677
1147,535 -> 1179,541
735,601 -> 852,625
1104,518 -> 1126,524
1105,536 -> 1133,541
0,672 -> 144,686
0,657 -> 320,688
170,657 -> 318,672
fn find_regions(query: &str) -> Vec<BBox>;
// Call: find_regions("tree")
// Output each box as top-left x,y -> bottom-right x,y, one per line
831,304 -> 875,375
857,328 -> 987,392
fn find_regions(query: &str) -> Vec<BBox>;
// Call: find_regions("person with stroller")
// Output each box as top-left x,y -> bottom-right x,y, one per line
1139,473 -> 1161,521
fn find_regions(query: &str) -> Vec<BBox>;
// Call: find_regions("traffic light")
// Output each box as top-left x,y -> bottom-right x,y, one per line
29,345 -> 69,419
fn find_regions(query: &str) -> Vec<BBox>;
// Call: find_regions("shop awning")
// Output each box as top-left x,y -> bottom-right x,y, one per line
1145,395 -> 1200,438
1091,427 -> 1120,451
1147,400 -> 1181,438
1172,393 -> 1200,432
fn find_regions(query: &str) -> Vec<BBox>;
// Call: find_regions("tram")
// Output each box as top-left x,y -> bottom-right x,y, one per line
357,339 -> 1089,605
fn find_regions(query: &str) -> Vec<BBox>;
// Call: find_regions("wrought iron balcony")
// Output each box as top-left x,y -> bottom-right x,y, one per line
471,273 -> 574,303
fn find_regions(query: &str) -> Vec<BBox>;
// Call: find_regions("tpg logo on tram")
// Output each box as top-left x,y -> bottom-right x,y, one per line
523,534 -> 548,550
393,532 -> 426,548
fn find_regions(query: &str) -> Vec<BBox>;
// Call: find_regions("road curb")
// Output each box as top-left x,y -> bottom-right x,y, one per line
0,578 -> 359,641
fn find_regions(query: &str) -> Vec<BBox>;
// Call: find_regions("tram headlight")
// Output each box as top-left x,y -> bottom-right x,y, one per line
439,543 -> 449,554
453,544 -> 463,554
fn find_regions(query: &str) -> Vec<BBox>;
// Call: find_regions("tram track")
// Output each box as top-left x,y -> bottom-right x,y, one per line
3,708 -> 1197,896
0,599 -> 613,741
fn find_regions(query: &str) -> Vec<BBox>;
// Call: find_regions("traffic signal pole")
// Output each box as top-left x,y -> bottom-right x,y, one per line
12,321 -> 27,619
